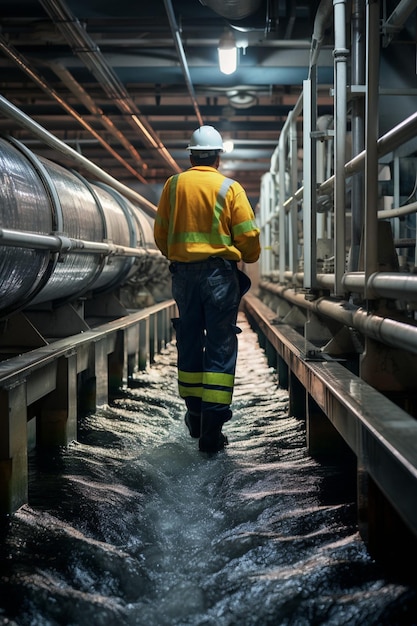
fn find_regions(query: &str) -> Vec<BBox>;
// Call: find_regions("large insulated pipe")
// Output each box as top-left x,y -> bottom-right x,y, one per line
0,95 -> 157,218
0,137 -> 156,319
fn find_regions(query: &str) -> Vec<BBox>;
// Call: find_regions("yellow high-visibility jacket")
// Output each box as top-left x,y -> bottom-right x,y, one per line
154,166 -> 261,263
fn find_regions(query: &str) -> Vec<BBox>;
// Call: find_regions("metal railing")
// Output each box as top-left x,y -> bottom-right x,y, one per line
257,0 -> 417,371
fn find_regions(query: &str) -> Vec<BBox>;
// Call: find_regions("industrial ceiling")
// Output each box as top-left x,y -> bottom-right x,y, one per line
0,0 -> 405,205
0,0 -> 338,203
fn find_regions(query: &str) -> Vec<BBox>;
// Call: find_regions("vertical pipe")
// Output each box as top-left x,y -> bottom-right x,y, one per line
364,0 -> 380,299
333,0 -> 349,295
289,119 -> 299,278
276,93 -> 303,281
326,137 -> 333,237
316,138 -> 326,239
278,126 -> 288,282
303,73 -> 318,290
393,155 -> 400,241
268,175 -> 274,275
350,0 -> 366,271
260,173 -> 273,275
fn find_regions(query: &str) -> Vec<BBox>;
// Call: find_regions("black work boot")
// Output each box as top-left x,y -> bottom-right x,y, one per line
184,411 -> 201,438
199,412 -> 230,453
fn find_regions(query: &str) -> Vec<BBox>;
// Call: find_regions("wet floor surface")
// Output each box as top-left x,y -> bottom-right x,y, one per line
0,314 -> 417,625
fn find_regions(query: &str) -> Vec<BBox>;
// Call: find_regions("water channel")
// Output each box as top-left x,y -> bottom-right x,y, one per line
0,315 -> 416,625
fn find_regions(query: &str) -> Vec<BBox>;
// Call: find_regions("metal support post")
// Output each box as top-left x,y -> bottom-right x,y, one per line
138,318 -> 150,371
94,337 -> 110,406
0,384 -> 28,514
38,354 -> 78,446
125,324 -> 140,383
289,371 -> 306,419
108,331 -> 125,395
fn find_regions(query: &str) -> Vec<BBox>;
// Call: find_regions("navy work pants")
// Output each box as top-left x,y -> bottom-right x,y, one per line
170,257 -> 242,425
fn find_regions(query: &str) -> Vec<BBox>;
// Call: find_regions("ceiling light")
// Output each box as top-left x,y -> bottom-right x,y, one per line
228,91 -> 258,109
223,139 -> 234,153
218,31 -> 237,75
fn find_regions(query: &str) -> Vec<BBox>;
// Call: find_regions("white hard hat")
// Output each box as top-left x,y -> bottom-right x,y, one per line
187,125 -> 224,154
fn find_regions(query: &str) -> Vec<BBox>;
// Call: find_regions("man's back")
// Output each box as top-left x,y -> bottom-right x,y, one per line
155,165 -> 260,263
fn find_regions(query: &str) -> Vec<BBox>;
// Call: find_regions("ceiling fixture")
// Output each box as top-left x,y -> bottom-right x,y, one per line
223,138 -> 234,153
228,91 -> 258,109
218,30 -> 237,75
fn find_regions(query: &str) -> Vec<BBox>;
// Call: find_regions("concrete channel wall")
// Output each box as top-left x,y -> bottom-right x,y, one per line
242,293 -> 417,569
0,300 -> 176,515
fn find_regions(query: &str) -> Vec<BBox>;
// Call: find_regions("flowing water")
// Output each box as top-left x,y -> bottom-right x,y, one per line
0,315 -> 416,626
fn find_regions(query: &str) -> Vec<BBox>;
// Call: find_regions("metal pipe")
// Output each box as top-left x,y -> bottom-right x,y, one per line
302,75 -> 317,289
333,0 -> 349,295
0,95 -> 158,218
308,0 -> 334,74
269,268 -> 417,303
364,0 -> 380,299
270,92 -> 303,278
378,200 -> 417,219
278,123 -> 287,282
282,110 -> 417,208
260,279 -> 417,355
349,0 -> 365,271
343,271 -> 417,301
331,111 -> 417,193
289,118 -> 299,276
285,110 -> 417,206
271,93 -> 303,176
163,0 -> 204,127
382,0 -> 417,46
0,228 -> 148,257
368,272 -> 417,299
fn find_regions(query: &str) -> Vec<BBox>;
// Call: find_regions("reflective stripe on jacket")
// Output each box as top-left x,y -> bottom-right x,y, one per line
154,165 -> 260,263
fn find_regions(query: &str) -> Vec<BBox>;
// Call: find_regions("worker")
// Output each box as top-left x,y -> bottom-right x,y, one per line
154,125 -> 260,453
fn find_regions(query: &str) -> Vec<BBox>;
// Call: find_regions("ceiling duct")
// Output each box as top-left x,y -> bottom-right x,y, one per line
199,0 -> 263,20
